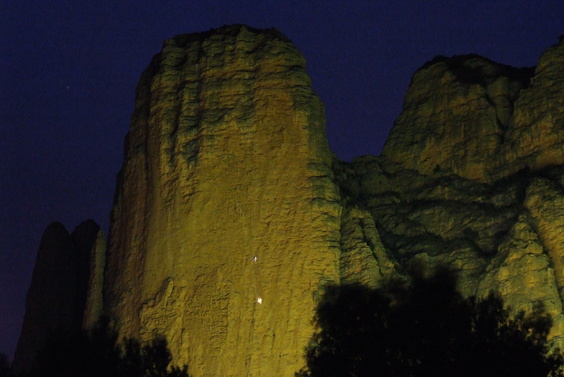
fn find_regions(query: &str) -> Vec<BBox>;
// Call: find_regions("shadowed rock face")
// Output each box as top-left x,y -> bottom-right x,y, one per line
15,26 -> 564,376
104,25 -> 340,377
13,220 -> 101,372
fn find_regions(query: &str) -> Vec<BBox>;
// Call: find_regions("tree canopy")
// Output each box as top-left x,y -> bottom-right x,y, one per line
298,268 -> 564,377
23,318 -> 189,377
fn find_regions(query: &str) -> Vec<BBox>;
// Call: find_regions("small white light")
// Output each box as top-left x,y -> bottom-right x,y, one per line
257,297 -> 262,304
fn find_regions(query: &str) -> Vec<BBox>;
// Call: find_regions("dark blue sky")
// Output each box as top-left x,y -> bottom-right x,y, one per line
1,0 -> 562,360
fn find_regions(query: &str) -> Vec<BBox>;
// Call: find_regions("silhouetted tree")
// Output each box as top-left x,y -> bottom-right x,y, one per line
28,318 -> 121,377
297,268 -> 564,377
27,318 -> 189,377
120,337 -> 188,377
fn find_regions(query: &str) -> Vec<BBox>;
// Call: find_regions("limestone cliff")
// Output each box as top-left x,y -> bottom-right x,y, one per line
381,38 -> 564,181
104,25 -> 340,377
337,37 -> 564,344
13,220 -> 102,371
102,29 -> 564,374
16,27 -> 564,376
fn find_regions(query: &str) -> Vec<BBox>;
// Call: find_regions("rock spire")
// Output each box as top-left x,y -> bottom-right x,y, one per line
13,220 -> 102,372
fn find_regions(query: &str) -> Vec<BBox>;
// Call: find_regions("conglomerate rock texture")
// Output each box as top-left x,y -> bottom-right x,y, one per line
104,25 -> 341,377
16,26 -> 564,376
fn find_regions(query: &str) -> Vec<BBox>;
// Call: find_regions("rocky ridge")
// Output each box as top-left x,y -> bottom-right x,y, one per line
337,36 -> 564,344
14,26 -> 564,376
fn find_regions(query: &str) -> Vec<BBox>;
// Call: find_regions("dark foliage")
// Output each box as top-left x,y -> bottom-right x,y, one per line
0,354 -> 10,377
297,268 -> 564,377
120,337 -> 188,377
24,318 -> 188,377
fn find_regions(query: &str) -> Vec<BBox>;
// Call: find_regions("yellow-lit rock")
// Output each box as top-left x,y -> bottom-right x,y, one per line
525,175 -> 564,343
498,40 -> 564,176
477,212 -> 564,343
381,38 -> 564,182
104,25 -> 341,376
15,26 -> 564,375
345,38 -> 564,346
78,28 -> 564,375
339,206 -> 396,287
381,55 -> 532,181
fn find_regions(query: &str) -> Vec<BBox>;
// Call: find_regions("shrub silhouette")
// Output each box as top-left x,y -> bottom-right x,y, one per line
297,268 -> 563,377
0,353 -> 10,377
120,337 -> 188,377
26,318 -> 188,377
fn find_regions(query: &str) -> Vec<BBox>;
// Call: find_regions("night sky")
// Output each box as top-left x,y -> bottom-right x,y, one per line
1,0 -> 562,360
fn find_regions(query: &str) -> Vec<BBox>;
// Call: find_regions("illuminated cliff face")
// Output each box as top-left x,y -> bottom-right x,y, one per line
104,25 -> 341,376
13,27 -> 564,376
339,37 -> 564,344
97,27 -> 564,376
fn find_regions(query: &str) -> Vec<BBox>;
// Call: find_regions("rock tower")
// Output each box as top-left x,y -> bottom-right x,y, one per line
104,25 -> 341,376
13,220 -> 102,372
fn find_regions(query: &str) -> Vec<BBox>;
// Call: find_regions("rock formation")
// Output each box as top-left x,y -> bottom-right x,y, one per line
12,220 -> 103,372
336,36 -> 564,345
15,26 -> 564,376
104,25 -> 341,377
381,39 -> 564,181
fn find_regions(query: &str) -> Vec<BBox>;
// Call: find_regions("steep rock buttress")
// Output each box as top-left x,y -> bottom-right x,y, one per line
104,25 -> 341,377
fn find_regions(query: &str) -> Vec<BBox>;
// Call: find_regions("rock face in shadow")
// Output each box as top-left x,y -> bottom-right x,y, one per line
12,220 -> 102,372
104,25 -> 340,377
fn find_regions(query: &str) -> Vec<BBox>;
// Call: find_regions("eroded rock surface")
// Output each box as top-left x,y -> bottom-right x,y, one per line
102,30 -> 564,374
104,25 -> 341,377
337,38 -> 564,346
18,28 -> 564,376
382,39 -> 564,182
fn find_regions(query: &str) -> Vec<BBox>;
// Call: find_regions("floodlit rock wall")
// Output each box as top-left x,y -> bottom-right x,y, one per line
103,30 -> 564,373
104,25 -> 341,377
381,55 -> 533,181
339,38 -> 564,344
381,39 -> 564,182
498,40 -> 564,176
17,27 -> 564,376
